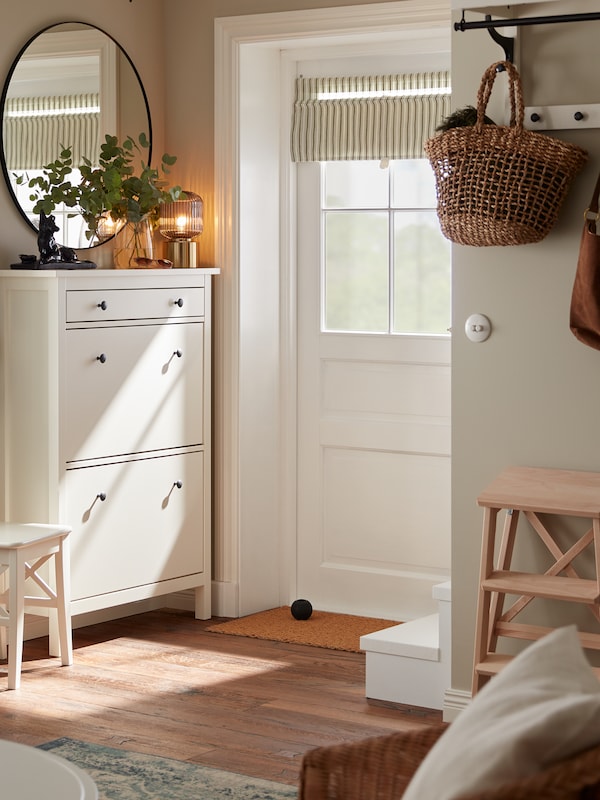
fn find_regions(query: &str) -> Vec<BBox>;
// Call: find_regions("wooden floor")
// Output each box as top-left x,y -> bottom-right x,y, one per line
0,608 -> 442,787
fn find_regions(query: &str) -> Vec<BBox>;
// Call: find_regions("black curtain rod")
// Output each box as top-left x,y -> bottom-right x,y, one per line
455,11 -> 600,32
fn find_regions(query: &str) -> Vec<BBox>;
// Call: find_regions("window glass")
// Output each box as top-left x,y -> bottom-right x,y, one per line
322,160 -> 450,335
324,211 -> 389,332
391,159 -> 437,209
393,210 -> 451,334
324,160 -> 388,209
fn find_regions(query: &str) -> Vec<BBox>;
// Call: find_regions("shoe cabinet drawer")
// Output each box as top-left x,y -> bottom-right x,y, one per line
63,321 -> 204,462
66,286 -> 205,323
65,450 -> 204,602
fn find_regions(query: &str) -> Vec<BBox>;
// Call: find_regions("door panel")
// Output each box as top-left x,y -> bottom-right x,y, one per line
296,162 -> 450,621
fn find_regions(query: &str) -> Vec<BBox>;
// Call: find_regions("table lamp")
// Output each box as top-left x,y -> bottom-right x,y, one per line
158,191 -> 204,267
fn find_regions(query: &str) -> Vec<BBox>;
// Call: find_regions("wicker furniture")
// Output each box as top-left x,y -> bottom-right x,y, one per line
298,724 -> 600,799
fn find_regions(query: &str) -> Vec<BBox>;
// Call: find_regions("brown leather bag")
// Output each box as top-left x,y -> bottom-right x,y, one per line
570,172 -> 600,349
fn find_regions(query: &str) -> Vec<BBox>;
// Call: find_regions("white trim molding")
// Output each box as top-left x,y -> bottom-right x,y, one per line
213,1 -> 450,618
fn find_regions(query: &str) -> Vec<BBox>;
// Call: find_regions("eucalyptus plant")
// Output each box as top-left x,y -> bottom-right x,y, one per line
17,132 -> 184,243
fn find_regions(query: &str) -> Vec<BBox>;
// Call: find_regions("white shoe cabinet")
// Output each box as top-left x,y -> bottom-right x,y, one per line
0,268 -> 216,621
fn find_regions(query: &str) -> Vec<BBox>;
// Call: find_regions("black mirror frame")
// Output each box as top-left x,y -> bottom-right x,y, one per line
0,21 -> 153,249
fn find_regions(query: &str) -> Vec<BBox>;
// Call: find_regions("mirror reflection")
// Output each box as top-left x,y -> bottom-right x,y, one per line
1,22 -> 151,249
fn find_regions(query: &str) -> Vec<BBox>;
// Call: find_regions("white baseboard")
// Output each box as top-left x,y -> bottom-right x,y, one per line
211,580 -> 239,617
159,582 -> 240,617
164,590 -> 196,611
21,581 -> 241,645
442,687 -> 471,722
23,597 -> 166,642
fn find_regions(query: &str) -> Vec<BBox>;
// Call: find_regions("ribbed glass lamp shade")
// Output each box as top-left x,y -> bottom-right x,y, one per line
158,192 -> 204,242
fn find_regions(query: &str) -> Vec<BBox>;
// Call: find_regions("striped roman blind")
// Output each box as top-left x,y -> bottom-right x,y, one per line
3,93 -> 100,171
291,72 -> 450,162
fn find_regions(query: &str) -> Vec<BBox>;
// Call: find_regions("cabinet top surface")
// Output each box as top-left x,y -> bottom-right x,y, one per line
0,268 -> 219,278
477,466 -> 600,517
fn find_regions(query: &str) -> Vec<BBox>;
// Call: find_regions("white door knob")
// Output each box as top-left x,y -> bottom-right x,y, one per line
465,314 -> 491,342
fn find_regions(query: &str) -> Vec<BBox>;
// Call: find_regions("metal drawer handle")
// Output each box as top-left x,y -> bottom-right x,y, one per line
96,353 -> 107,364
97,300 -> 107,311
162,480 -> 183,509
174,298 -> 184,308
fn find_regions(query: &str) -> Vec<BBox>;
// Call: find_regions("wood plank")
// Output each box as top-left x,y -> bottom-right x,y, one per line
494,621 -> 600,649
482,571 -> 600,602
477,466 -> 600,517
475,652 -> 600,680
0,609 -> 442,786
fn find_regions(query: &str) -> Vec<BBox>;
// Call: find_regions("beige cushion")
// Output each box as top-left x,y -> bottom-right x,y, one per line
403,625 -> 600,800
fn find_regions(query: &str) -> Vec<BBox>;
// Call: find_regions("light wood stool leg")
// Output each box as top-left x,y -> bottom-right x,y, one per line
472,506 -> 499,695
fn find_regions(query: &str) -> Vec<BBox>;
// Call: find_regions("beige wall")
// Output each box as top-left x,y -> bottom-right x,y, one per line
5,0 -> 598,699
0,0 -> 166,268
451,1 -> 600,692
161,0 -> 418,267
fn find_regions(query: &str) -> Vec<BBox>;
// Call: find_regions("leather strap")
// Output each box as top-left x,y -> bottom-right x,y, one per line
589,171 -> 600,214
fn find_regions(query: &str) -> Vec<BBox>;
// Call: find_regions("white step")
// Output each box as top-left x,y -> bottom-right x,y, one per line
360,614 -> 440,660
360,581 -> 451,711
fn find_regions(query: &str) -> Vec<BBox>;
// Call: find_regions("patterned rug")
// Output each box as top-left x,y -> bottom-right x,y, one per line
39,738 -> 297,800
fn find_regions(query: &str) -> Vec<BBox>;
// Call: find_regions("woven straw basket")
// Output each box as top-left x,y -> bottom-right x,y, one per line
424,61 -> 588,247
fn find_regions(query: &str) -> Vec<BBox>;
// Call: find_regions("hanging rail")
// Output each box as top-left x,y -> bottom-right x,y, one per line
455,11 -> 600,32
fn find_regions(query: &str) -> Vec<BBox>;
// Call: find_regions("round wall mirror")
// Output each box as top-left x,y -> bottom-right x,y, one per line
0,22 -> 151,250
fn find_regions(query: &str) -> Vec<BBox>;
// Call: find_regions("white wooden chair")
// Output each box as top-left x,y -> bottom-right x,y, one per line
0,523 -> 72,689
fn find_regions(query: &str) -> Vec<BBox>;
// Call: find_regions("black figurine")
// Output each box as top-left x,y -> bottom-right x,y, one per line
37,211 -> 62,264
10,212 -> 97,270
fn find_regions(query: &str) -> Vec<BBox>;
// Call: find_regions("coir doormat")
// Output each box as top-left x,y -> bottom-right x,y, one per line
206,606 -> 400,652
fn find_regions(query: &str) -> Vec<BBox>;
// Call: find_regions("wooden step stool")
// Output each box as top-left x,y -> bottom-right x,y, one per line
472,466 -> 600,695
0,523 -> 72,689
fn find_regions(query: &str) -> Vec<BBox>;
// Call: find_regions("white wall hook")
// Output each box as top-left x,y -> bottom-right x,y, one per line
465,313 -> 492,342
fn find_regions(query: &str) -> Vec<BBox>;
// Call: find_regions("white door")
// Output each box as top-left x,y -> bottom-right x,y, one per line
296,156 -> 451,622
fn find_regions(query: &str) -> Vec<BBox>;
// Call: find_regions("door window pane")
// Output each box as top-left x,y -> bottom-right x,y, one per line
324,160 -> 388,209
393,211 -> 451,334
321,160 -> 450,336
324,211 -> 388,332
391,159 -> 437,209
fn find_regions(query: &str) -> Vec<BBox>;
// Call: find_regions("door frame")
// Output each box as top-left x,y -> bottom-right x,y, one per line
213,1 -> 450,617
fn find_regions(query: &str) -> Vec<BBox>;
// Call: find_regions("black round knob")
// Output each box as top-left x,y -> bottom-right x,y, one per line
530,112 -> 541,123
97,300 -> 107,310
97,492 -> 107,502
175,298 -> 184,308
174,480 -> 183,489
96,353 -> 107,364
174,349 -> 183,358
574,111 -> 584,121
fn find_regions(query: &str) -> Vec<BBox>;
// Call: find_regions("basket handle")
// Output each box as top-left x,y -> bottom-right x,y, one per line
476,61 -> 524,133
